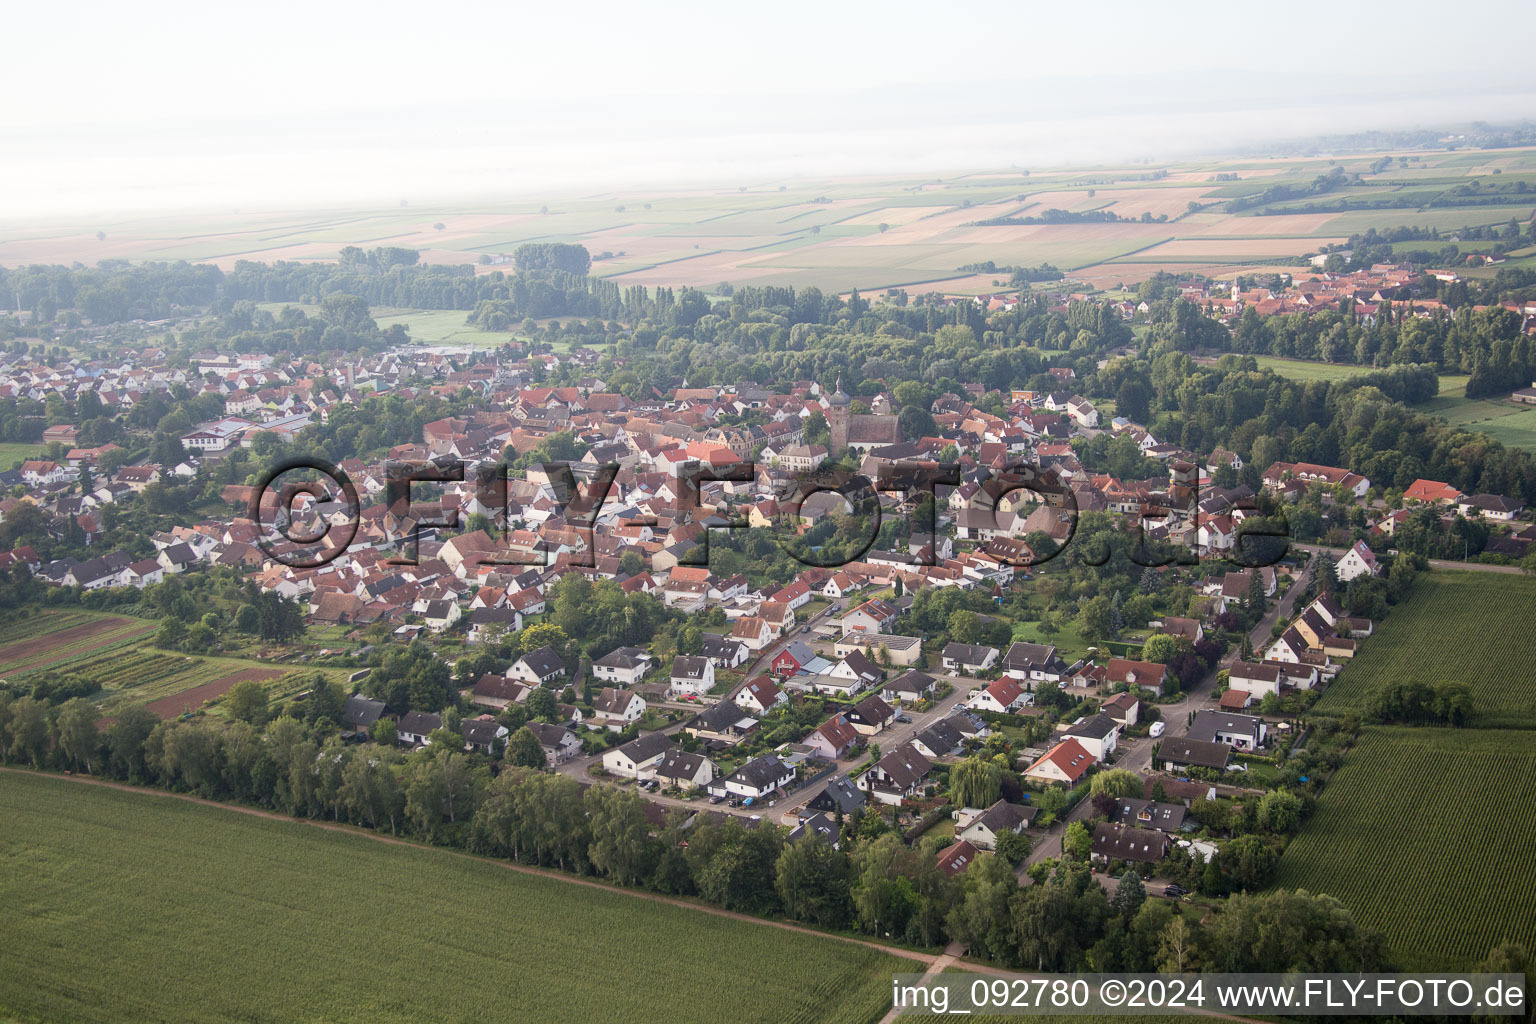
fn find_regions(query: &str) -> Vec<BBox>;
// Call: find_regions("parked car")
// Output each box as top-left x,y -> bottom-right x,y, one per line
1149,720 -> 1166,738
1162,883 -> 1187,898
895,713 -> 911,724
709,794 -> 724,804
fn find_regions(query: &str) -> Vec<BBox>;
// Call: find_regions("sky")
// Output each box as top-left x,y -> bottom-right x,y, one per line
2,0 -> 1534,219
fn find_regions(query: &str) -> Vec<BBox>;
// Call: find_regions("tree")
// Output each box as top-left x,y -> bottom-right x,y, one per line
224,681 -> 270,726
949,755 -> 1003,809
994,827 -> 1031,866
585,785 -> 658,886
506,726 -> 547,768
55,698 -> 102,773
1156,914 -> 1197,972
7,697 -> 49,767
775,834 -> 852,927
1112,870 -> 1146,920
1089,768 -> 1143,799
1256,788 -> 1304,834
1063,820 -> 1092,861
371,717 -> 398,746
155,618 -> 187,650
234,604 -> 261,634
526,687 -> 558,723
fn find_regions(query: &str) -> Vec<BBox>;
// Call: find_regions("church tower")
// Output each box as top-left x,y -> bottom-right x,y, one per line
827,374 -> 851,451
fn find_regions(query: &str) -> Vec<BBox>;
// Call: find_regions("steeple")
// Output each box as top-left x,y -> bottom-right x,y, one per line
829,373 -> 850,407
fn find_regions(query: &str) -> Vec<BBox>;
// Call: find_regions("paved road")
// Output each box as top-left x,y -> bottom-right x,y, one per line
1017,553 -> 1315,880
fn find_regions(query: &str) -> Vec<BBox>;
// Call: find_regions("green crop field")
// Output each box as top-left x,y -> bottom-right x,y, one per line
1313,571 -> 1536,729
1271,725 -> 1536,969
0,772 -> 905,1024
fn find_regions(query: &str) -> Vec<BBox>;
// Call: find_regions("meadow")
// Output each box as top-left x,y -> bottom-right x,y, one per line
1249,355 -> 1377,384
0,441 -> 44,467
0,772 -> 906,1024
1271,725 -> 1536,969
1417,375 -> 1536,449
1313,570 -> 1536,729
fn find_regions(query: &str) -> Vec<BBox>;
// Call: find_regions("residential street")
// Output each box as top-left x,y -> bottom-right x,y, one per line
1017,552 -> 1314,880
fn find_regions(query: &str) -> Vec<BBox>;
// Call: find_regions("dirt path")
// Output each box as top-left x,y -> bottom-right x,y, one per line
0,767 -> 935,967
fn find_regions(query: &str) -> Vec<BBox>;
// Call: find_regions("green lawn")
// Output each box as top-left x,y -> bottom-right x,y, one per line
1313,570 -> 1536,729
369,308 -> 516,348
1271,726 -> 1536,969
0,772 -> 906,1024
0,441 -> 44,467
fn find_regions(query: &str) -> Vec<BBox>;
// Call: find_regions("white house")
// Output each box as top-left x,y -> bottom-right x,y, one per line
591,687 -> 647,731
668,655 -> 716,698
591,646 -> 653,686
1335,539 -> 1380,582
601,731 -> 673,779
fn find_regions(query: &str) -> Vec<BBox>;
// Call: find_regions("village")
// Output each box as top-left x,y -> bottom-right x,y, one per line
4,310 -> 1519,891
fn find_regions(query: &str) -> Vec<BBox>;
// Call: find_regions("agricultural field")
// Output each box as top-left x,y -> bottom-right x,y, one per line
0,772 -> 906,1024
7,148 -> 1532,295
0,610 -> 336,718
1271,725 -> 1536,969
0,611 -> 155,677
1313,571 -> 1536,729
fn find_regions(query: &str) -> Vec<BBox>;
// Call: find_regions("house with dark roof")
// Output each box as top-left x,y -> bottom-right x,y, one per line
858,742 -> 933,805
700,634 -> 749,670
807,774 -> 866,816
707,754 -> 796,800
591,646 -> 654,686
1063,712 -> 1121,761
341,694 -> 385,737
507,644 -> 567,685
787,811 -> 840,847
1186,709 -> 1266,751
1091,823 -> 1169,865
1114,798 -> 1187,833
397,711 -> 443,747
957,799 -> 1036,850
910,717 -> 968,760
845,694 -> 896,735
882,669 -> 936,705
668,655 -> 716,698
1158,737 -> 1231,772
804,714 -> 861,760
941,642 -> 1000,676
1000,641 -> 1067,686
469,675 -> 529,710
734,676 -> 786,714
527,721 -> 580,763
601,731 -> 675,779
591,688 -> 647,731
684,701 -> 760,745
461,718 -> 509,754
654,748 -> 718,790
